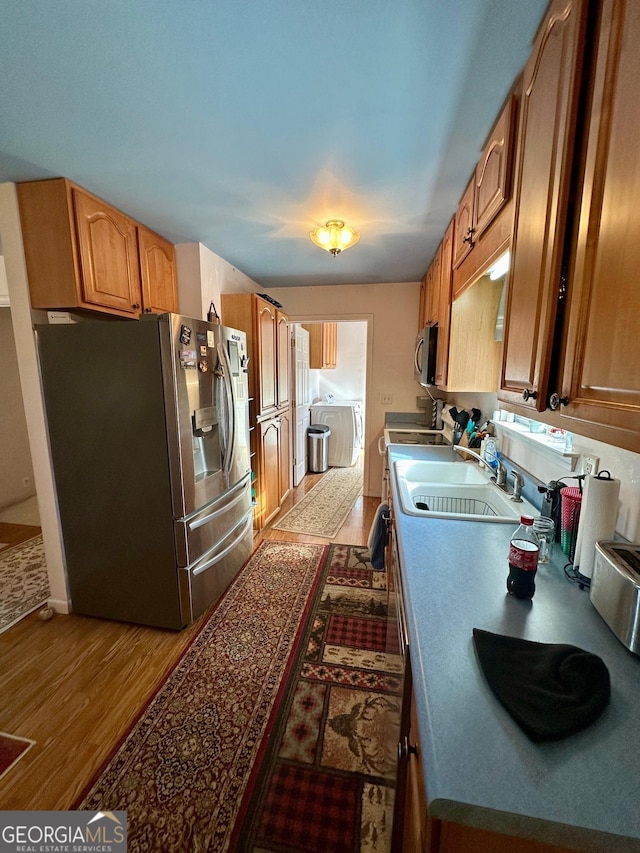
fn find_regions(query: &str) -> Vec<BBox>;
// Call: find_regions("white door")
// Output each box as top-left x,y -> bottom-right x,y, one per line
292,324 -> 310,486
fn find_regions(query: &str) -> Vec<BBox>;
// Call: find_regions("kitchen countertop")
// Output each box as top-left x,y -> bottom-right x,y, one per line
389,444 -> 640,853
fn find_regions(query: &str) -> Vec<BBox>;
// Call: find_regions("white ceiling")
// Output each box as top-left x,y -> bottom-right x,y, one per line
0,0 -> 547,288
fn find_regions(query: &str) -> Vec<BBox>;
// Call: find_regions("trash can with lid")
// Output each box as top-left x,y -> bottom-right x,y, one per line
308,424 -> 331,473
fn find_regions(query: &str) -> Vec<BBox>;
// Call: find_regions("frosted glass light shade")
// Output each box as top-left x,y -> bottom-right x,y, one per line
310,220 -> 360,256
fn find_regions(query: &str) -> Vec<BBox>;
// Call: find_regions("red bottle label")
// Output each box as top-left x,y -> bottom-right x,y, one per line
509,542 -> 539,571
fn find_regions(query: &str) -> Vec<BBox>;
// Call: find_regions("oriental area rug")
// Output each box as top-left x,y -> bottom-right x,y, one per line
0,535 -> 49,634
272,467 -> 364,538
0,733 -> 35,782
77,541 -> 402,853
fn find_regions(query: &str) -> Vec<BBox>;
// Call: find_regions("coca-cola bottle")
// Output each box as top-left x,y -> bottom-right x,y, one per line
507,515 -> 540,599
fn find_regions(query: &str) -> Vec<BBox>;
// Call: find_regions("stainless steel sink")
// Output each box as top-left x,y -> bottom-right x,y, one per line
394,460 -> 537,522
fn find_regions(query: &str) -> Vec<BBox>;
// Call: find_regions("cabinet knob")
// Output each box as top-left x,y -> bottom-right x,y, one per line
522,389 -> 538,402
548,392 -> 569,411
397,738 -> 418,761
462,227 -> 475,246
132,303 -> 140,310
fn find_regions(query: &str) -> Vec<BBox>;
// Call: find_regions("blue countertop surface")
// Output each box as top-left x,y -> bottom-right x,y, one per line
389,444 -> 640,853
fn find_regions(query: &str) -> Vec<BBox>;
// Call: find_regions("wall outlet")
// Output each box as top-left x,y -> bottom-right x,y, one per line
582,455 -> 599,476
380,393 -> 394,405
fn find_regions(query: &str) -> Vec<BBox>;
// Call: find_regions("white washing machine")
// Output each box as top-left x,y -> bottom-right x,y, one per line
309,401 -> 363,467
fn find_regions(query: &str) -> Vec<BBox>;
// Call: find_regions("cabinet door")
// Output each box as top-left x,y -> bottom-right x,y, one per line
558,0 -> 640,448
428,249 -> 441,325
137,226 -> 178,314
73,188 -> 142,315
322,322 -> 338,368
435,220 -> 454,387
452,177 -> 475,269
256,298 -> 278,417
278,408 -> 292,503
474,95 -> 515,240
258,417 -> 280,527
499,0 -> 589,411
276,310 -> 291,407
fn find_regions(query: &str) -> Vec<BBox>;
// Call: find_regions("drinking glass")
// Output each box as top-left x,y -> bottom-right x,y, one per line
533,516 -> 555,564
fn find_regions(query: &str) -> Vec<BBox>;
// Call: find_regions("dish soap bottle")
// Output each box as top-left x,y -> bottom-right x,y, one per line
507,515 -> 540,600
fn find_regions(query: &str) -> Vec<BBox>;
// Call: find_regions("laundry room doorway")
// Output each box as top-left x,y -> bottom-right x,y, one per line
291,319 -> 368,487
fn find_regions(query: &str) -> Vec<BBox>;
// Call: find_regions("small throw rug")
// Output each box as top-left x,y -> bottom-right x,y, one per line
0,535 -> 49,634
0,733 -> 35,782
272,467 -> 364,538
77,541 -> 327,851
232,542 -> 402,853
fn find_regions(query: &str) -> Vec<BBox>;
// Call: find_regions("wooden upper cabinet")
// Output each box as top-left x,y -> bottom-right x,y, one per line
256,298 -> 278,417
452,177 -> 475,269
499,0 -> 589,412
304,322 -> 337,369
428,248 -> 441,325
17,178 -> 177,318
435,219 -> 454,387
276,310 -> 291,407
137,225 -> 178,315
73,189 -> 142,315
474,95 -> 516,240
557,0 -> 640,449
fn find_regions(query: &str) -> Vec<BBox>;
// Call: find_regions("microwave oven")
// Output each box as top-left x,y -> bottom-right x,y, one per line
414,325 -> 438,387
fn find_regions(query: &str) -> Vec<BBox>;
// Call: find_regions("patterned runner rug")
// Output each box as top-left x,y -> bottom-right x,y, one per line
232,542 -> 402,853
0,535 -> 49,634
272,468 -> 364,538
77,541 -> 401,853
0,733 -> 35,782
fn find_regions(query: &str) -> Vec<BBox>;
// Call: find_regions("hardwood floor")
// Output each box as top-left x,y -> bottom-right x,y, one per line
0,522 -> 41,552
0,469 -> 377,810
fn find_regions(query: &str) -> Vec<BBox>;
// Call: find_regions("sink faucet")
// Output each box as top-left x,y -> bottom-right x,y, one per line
453,444 -> 507,488
510,470 -> 525,502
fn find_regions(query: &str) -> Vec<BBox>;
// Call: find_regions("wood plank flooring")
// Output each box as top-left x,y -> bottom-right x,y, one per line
0,469 -> 377,810
0,522 -> 41,552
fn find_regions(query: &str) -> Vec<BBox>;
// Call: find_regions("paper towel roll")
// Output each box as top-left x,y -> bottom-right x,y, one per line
574,473 -> 620,578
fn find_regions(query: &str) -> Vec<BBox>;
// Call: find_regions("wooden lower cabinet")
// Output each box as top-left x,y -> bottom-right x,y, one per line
399,684 -> 584,853
256,407 -> 291,528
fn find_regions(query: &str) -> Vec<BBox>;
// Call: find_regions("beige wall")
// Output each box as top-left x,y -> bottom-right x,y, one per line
268,283 -> 422,497
0,307 -> 35,508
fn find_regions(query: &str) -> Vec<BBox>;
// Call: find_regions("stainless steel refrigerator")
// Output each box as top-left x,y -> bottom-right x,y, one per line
36,313 -> 253,629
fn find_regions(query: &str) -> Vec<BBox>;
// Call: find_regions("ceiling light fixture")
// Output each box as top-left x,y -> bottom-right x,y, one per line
309,220 -> 360,256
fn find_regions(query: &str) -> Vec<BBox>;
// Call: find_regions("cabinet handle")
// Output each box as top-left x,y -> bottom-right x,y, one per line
548,392 -> 569,411
132,303 -> 140,310
144,307 -> 152,313
462,227 -> 475,246
397,738 -> 418,761
522,389 -> 538,402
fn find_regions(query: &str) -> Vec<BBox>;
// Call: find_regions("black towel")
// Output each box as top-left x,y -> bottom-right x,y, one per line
367,503 -> 390,569
472,628 -> 610,742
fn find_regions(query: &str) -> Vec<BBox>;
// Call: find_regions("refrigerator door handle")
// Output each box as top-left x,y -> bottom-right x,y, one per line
191,510 -> 253,577
187,475 -> 250,532
217,340 -> 238,479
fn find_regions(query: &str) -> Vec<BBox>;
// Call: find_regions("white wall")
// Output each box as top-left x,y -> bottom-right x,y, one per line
0,183 -> 69,612
175,242 -> 258,322
0,307 -> 36,509
312,321 -> 367,404
267,282 -> 422,497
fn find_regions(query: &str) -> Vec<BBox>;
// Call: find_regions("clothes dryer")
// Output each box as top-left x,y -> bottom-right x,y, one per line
309,401 -> 362,467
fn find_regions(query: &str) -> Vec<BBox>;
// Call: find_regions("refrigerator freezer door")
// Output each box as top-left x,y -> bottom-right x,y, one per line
179,507 -> 254,623
174,473 -> 252,568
